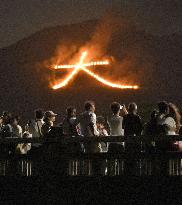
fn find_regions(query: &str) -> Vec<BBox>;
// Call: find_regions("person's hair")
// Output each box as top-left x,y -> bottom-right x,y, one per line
158,101 -> 168,114
110,102 -> 120,114
35,109 -> 44,119
168,103 -> 181,130
84,101 -> 95,111
128,102 -> 137,113
66,106 -> 76,118
43,117 -> 49,122
15,115 -> 20,122
9,116 -> 20,124
96,116 -> 105,125
2,111 -> 12,124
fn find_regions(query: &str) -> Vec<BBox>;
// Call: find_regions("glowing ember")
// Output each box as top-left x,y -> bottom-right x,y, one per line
52,51 -> 139,90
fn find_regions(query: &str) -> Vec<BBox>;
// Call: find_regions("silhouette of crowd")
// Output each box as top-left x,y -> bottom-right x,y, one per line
0,100 -> 182,155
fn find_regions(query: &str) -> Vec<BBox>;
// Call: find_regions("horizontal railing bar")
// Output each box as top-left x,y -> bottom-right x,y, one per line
58,154 -> 182,160
0,152 -> 182,160
0,135 -> 182,143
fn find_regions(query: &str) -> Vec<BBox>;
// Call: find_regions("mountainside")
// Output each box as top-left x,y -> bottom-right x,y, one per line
0,19 -> 181,119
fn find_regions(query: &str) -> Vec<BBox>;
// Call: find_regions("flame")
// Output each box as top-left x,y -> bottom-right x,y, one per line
52,51 -> 139,90
54,61 -> 109,69
80,66 -> 138,89
52,51 -> 87,89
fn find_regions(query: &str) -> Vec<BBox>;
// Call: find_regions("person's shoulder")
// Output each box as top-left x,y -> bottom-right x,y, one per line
40,119 -> 44,124
113,115 -> 123,122
165,116 -> 176,124
165,116 -> 174,120
41,122 -> 47,127
90,112 -> 96,118
118,115 -> 123,120
89,112 -> 96,121
17,125 -> 22,129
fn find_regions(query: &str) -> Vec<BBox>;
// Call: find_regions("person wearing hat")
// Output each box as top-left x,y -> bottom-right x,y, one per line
41,111 -> 57,136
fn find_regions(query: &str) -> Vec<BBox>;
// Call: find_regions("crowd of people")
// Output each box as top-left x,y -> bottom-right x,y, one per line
0,100 -> 182,154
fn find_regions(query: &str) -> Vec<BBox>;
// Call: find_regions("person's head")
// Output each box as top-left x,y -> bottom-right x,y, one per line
2,111 -> 9,116
66,106 -> 76,118
35,109 -> 44,120
2,111 -> 12,125
9,116 -> 20,126
22,132 -> 30,139
158,101 -> 169,115
168,103 -> 181,125
128,102 -> 137,114
96,116 -> 105,129
44,111 -> 57,123
84,101 -> 95,112
110,102 -> 121,115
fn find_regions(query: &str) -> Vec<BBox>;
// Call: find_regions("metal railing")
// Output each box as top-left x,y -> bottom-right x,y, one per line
0,135 -> 182,176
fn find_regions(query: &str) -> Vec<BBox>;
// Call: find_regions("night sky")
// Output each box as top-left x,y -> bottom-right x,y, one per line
0,0 -> 182,48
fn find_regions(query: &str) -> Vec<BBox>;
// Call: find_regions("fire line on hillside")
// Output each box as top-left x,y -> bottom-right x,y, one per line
51,51 -> 139,90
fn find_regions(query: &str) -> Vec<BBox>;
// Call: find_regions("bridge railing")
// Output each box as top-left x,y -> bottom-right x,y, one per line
0,135 -> 181,176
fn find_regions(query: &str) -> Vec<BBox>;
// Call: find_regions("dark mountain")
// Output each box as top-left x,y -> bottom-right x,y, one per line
0,19 -> 181,120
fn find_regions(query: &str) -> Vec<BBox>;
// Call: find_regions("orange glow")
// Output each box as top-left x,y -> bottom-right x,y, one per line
52,51 -> 87,89
52,51 -> 139,90
54,60 -> 109,69
81,66 -> 139,89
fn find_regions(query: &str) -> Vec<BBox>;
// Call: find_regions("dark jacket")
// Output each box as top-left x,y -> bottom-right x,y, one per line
122,113 -> 142,136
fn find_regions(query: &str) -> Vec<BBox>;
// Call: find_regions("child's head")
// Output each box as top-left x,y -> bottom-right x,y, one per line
66,106 -> 76,118
84,101 -> 95,112
22,132 -> 30,138
96,116 -> 105,129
